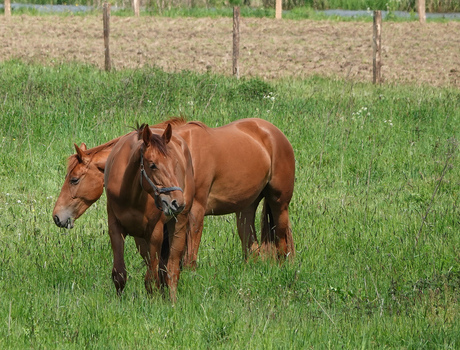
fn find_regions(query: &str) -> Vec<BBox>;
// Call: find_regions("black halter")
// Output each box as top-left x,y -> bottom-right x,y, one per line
139,150 -> 183,208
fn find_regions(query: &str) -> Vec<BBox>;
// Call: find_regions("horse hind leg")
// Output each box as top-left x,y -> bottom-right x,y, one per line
236,202 -> 260,260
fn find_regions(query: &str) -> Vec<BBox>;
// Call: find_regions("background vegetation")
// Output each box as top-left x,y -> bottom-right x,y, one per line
0,60 -> 459,348
3,0 -> 459,13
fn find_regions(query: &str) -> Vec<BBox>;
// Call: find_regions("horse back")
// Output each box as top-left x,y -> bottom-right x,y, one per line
177,118 -> 294,215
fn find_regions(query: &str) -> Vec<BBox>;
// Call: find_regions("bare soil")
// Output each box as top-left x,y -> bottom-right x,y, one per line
1,15 -> 459,87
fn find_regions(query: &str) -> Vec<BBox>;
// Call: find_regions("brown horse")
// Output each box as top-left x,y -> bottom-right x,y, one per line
53,118 -> 295,268
52,119 -> 185,228
174,118 -> 295,266
52,137 -> 124,229
103,124 -> 194,300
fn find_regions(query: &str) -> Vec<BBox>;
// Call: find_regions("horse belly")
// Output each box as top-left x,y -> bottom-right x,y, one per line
205,196 -> 259,216
204,173 -> 268,216
189,120 -> 272,216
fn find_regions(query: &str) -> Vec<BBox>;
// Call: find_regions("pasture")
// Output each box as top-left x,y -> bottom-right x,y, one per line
0,60 -> 459,348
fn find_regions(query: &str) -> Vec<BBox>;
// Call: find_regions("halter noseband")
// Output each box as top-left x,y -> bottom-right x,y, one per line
139,150 -> 183,208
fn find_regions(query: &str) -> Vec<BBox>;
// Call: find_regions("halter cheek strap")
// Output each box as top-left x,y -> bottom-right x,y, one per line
139,151 -> 183,199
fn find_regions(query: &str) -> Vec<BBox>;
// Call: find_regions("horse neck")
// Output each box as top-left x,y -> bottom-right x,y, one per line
112,138 -> 145,197
92,147 -> 114,172
124,149 -> 150,203
88,135 -> 126,172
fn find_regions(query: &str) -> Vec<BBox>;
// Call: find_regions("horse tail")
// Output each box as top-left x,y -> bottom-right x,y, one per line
285,224 -> 296,261
260,199 -> 276,258
260,199 -> 296,261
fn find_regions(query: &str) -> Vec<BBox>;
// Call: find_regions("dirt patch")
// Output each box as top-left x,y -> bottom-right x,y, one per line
1,15 -> 459,87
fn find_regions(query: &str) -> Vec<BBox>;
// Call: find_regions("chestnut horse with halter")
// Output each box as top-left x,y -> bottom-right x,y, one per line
53,118 -> 295,279
103,124 -> 194,300
53,119 -> 185,229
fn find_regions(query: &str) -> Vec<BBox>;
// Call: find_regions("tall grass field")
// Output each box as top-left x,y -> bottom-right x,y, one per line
0,60 -> 459,348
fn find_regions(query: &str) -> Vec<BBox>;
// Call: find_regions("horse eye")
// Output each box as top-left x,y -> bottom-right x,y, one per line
149,163 -> 157,170
70,177 -> 80,185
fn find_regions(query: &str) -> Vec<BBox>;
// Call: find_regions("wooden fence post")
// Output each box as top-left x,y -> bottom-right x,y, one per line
373,11 -> 382,84
233,6 -> 240,78
275,0 -> 282,19
133,0 -> 140,17
418,0 -> 426,24
4,0 -> 11,17
103,3 -> 111,72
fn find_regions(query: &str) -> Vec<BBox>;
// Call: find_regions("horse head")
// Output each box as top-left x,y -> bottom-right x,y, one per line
139,124 -> 186,217
52,143 -> 105,229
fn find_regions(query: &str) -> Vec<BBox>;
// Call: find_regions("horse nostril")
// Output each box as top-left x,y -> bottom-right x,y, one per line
172,200 -> 185,213
161,198 -> 184,215
53,215 -> 60,225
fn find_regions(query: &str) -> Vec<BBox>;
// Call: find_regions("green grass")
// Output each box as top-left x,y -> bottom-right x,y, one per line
0,60 -> 459,348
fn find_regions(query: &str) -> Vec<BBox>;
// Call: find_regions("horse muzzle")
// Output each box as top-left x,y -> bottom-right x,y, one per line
159,195 -> 185,217
53,214 -> 74,229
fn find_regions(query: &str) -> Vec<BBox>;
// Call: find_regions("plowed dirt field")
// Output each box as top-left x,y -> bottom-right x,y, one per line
1,15 -> 459,86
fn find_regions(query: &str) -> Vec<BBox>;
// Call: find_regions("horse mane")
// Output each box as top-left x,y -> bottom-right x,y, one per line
136,117 -> 206,138
66,134 -> 126,172
135,123 -> 148,135
135,117 -> 186,140
160,116 -> 188,128
187,121 -> 207,129
148,116 -> 206,130
147,134 -> 168,155
135,123 -> 168,155
66,117 -> 202,172
66,156 -> 80,174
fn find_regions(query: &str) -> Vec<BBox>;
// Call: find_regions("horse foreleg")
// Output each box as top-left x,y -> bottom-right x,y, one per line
108,214 -> 127,295
182,205 -> 205,269
163,218 -> 187,302
134,237 -> 152,292
145,222 -> 164,295
236,204 -> 259,260
134,237 -> 150,264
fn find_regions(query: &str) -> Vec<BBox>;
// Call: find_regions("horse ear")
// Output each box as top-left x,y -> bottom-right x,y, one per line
74,143 -> 88,164
79,143 -> 87,151
162,124 -> 172,145
142,124 -> 151,146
